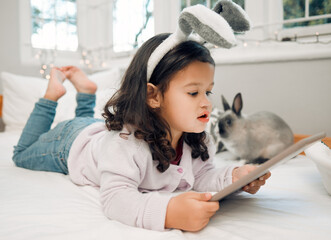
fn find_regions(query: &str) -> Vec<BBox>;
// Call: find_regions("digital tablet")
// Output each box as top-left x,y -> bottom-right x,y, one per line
210,132 -> 326,202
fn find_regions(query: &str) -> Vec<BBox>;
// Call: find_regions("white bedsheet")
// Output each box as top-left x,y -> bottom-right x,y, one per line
1,131 -> 330,240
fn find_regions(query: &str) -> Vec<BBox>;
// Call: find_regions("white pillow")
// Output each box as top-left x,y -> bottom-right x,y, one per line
1,68 -> 122,132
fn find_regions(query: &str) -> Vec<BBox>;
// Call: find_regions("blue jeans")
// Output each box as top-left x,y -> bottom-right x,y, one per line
12,93 -> 103,174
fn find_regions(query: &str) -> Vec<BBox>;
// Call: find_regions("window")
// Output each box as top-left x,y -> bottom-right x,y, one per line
112,0 -> 154,53
30,0 -> 78,51
283,0 -> 331,28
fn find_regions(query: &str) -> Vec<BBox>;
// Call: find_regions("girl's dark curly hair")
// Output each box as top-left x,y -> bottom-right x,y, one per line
102,33 -> 215,172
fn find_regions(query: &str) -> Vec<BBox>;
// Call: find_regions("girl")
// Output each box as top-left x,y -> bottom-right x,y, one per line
13,33 -> 270,232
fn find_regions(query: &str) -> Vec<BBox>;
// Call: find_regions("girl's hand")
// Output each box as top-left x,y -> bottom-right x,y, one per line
232,165 -> 271,194
165,192 -> 219,232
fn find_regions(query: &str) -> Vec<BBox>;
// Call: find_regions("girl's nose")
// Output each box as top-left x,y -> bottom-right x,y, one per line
201,94 -> 212,109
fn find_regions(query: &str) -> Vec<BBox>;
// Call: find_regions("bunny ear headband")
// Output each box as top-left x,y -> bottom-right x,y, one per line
146,0 -> 251,82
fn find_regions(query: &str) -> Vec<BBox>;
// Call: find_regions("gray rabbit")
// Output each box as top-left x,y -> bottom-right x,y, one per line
218,93 -> 294,164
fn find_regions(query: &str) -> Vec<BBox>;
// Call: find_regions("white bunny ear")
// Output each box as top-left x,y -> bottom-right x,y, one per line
179,4 -> 236,48
213,0 -> 251,32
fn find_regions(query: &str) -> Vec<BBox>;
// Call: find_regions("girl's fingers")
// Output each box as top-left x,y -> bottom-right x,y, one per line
243,179 -> 266,193
242,171 -> 271,194
243,186 -> 260,194
259,171 -> 271,180
204,202 -> 220,213
247,179 -> 265,188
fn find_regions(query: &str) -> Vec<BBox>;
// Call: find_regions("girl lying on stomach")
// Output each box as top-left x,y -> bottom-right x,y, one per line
12,33 -> 270,232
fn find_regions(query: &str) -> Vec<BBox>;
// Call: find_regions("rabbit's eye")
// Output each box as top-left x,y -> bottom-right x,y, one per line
226,119 -> 232,125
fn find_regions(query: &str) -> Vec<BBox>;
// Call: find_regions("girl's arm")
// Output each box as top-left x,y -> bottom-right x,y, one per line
96,136 -> 172,231
192,139 -> 238,192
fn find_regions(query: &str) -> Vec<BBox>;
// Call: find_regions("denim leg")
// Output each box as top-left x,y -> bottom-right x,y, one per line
75,93 -> 96,118
12,99 -> 69,174
13,98 -> 57,155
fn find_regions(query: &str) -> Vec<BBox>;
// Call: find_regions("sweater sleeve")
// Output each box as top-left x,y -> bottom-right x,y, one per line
96,134 -> 172,231
192,136 -> 239,192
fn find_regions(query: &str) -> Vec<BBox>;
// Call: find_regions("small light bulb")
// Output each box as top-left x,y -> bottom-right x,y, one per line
315,32 -> 320,42
274,31 -> 279,41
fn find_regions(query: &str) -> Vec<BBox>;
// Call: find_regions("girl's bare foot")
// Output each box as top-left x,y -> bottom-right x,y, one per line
44,68 -> 66,101
61,66 -> 97,94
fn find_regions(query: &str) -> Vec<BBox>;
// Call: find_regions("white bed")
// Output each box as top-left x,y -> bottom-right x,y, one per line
1,71 -> 331,239
1,129 -> 331,240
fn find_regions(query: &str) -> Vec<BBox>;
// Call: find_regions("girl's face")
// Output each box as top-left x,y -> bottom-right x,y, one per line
159,61 -> 214,142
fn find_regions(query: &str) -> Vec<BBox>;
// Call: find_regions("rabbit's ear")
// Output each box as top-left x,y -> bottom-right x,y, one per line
221,95 -> 231,111
232,93 -> 243,116
213,0 -> 251,33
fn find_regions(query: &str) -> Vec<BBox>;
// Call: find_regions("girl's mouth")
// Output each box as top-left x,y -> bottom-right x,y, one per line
198,111 -> 209,123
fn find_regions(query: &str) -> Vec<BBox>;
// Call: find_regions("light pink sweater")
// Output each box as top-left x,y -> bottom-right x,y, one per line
67,122 -> 236,231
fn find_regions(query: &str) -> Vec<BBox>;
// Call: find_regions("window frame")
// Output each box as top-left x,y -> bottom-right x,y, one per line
20,0 -> 81,66
30,0 -> 78,51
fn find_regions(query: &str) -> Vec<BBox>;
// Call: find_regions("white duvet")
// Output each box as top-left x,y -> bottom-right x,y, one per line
1,130 -> 330,240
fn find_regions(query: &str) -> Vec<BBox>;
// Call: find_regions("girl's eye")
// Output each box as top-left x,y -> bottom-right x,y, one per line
188,92 -> 198,96
206,91 -> 213,96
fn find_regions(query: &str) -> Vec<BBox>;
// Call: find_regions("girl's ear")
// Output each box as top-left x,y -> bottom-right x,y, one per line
147,83 -> 161,108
